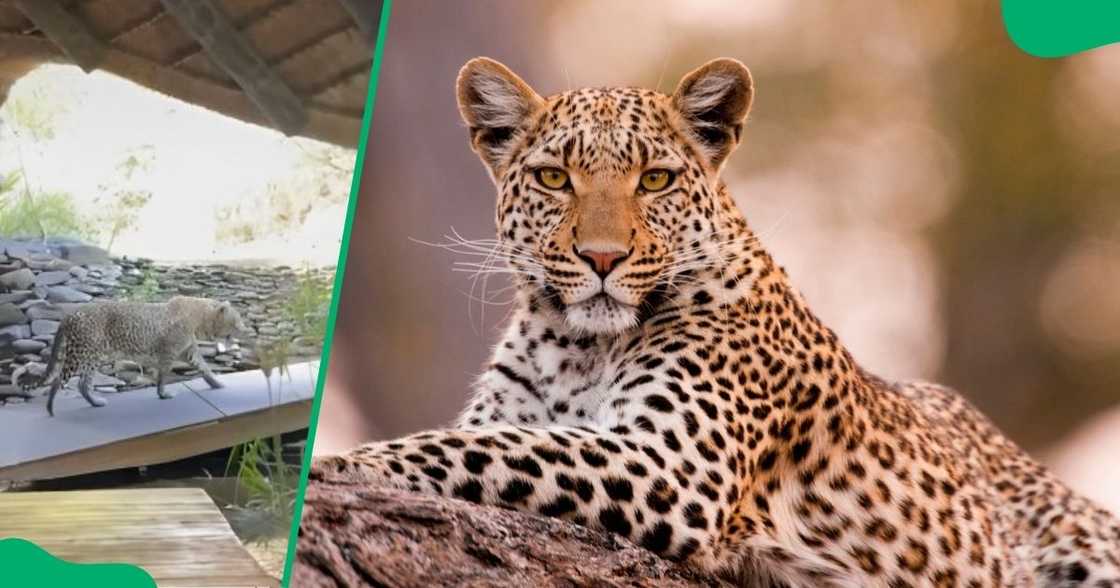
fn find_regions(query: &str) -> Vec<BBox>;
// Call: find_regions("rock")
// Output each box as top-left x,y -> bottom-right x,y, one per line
170,360 -> 193,370
34,270 -> 71,286
0,268 -> 35,291
3,243 -> 30,262
0,303 -> 27,327
177,283 -> 204,295
30,319 -> 58,336
0,291 -> 33,305
0,385 -> 31,400
120,372 -> 153,387
58,244 -> 110,265
54,303 -> 85,315
11,339 -> 46,353
25,304 -> 63,321
27,258 -> 71,272
21,362 -> 46,376
114,360 -> 142,372
91,373 -> 125,388
70,283 -> 105,296
292,484 -> 728,588
46,286 -> 92,303
69,266 -> 89,280
0,324 -> 30,340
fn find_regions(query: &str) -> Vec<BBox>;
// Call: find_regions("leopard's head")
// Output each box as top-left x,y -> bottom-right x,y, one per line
457,57 -> 753,334
213,301 -> 250,342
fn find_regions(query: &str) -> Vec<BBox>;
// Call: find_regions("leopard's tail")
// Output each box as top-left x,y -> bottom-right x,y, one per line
19,325 -> 67,392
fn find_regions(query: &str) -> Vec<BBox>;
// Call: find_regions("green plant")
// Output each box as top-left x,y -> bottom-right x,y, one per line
93,147 -> 156,253
284,267 -> 334,343
225,435 -> 298,533
0,189 -> 89,239
256,337 -> 293,389
0,171 -> 20,214
1,87 -> 68,141
0,76 -> 83,241
213,141 -> 355,246
121,270 -> 161,302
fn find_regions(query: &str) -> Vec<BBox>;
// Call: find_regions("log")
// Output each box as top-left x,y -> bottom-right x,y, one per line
292,481 -> 731,587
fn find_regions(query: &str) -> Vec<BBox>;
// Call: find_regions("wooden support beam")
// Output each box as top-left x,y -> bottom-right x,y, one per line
336,0 -> 383,49
11,0 -> 106,72
158,0 -> 308,136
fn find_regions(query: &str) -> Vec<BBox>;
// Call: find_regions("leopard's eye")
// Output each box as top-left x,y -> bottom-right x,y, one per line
640,169 -> 675,192
534,167 -> 570,190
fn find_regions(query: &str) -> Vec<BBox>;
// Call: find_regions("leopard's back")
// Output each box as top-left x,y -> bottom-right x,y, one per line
893,378 -> 1120,586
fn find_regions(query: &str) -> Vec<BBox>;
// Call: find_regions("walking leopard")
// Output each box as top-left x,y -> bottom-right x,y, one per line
311,57 -> 1120,587
21,296 -> 248,416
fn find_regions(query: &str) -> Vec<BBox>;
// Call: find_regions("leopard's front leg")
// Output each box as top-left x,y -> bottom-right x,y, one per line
311,425 -> 731,570
186,343 -> 223,389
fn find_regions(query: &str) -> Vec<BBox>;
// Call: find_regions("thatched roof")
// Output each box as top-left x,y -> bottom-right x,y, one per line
0,0 -> 380,147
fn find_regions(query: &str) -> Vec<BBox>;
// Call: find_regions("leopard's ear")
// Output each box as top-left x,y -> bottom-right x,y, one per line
671,58 -> 754,171
456,57 -> 543,176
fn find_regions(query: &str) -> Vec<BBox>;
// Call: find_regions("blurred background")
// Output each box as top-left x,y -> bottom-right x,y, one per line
318,0 -> 1120,513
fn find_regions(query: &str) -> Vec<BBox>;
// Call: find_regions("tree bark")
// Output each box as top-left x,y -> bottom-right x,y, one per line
292,481 -> 731,588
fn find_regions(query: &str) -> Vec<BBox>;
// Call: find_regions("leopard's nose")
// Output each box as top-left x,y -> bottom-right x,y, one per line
575,246 -> 630,279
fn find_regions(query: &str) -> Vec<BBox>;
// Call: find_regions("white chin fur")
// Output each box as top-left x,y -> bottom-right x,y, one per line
564,295 -> 639,334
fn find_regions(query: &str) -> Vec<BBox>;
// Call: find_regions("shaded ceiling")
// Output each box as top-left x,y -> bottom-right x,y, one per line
0,0 -> 381,147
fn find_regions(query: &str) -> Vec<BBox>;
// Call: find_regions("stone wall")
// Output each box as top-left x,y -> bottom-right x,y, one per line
0,238 -> 331,403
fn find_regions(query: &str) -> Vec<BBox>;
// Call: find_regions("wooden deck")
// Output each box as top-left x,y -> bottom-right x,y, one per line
0,487 -> 278,587
0,362 -> 317,482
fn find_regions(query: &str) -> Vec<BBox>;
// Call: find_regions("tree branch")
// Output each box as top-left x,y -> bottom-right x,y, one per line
293,482 -> 730,587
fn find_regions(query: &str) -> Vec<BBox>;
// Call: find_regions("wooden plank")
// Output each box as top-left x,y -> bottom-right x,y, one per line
0,382 -> 219,469
0,362 -> 316,480
0,488 -> 277,587
241,0 -> 351,65
336,0 -> 381,49
158,0 -> 308,135
275,27 -> 368,94
0,399 -> 311,481
10,0 -> 106,72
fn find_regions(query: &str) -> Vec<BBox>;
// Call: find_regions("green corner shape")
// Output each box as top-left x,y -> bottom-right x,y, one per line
0,538 -> 156,588
1003,0 -> 1120,58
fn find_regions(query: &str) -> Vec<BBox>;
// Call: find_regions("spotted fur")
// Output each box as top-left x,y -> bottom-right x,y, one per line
21,296 -> 248,416
313,58 -> 1120,587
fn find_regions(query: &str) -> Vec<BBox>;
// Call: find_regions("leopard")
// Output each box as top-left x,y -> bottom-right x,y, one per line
309,57 -> 1120,587
19,296 -> 249,416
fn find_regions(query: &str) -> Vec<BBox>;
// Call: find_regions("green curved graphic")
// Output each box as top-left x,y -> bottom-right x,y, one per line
0,538 -> 156,588
1003,0 -> 1120,58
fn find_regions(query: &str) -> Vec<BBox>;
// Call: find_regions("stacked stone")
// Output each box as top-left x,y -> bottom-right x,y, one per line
0,238 -> 331,404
